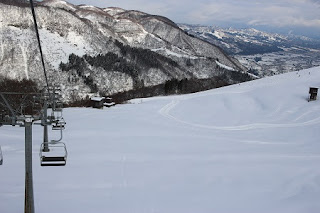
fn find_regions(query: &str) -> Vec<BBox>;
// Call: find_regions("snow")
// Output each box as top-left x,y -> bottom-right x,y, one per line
210,30 -> 224,39
104,7 -> 126,16
152,47 -> 199,59
235,48 -> 320,77
19,43 -> 29,79
104,102 -> 116,107
216,60 -> 236,71
79,5 -> 104,13
90,97 -> 105,102
41,0 -> 77,12
122,28 -> 148,44
1,67 -> 320,212
39,29 -> 92,68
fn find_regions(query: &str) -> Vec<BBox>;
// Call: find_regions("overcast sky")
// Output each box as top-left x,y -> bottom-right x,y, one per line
64,0 -> 320,38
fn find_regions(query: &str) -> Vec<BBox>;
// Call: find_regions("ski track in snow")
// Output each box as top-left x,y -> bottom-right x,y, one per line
159,72 -> 320,131
159,97 -> 320,131
293,106 -> 320,122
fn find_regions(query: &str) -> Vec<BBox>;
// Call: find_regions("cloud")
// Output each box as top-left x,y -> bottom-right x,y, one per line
248,17 -> 320,28
184,0 -> 320,29
66,0 -> 320,36
249,4 -> 320,28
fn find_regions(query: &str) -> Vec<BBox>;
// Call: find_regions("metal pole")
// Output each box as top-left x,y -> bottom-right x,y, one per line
24,118 -> 35,213
42,101 -> 49,152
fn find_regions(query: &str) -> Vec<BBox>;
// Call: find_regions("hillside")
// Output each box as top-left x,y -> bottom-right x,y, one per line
1,67 -> 320,212
180,24 -> 320,77
0,0 -> 249,102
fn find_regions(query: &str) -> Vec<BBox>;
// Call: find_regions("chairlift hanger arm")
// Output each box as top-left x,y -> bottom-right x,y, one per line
51,125 -> 64,143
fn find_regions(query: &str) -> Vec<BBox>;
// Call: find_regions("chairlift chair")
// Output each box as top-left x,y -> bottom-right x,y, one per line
52,118 -> 66,131
40,119 -> 67,166
54,105 -> 63,112
40,142 -> 67,166
50,105 -> 63,121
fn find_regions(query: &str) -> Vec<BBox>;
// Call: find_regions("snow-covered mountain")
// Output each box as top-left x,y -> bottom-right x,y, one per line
179,24 -> 320,55
0,0 -> 248,101
1,66 -> 320,212
180,24 -> 320,76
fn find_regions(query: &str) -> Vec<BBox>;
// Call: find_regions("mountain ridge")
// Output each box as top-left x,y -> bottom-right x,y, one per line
0,0 -> 250,101
179,24 -> 320,76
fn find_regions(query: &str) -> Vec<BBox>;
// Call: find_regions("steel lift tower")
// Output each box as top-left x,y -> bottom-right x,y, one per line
0,1 -> 68,212
0,88 -> 67,213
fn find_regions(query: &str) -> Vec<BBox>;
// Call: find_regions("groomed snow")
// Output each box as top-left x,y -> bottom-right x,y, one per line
1,67 -> 320,213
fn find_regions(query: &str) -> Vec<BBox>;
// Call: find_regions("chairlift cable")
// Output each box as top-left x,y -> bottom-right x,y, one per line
29,0 -> 50,89
28,0 -> 68,167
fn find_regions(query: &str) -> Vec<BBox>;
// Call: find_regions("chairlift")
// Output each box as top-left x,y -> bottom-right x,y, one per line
50,105 -> 63,121
53,105 -> 63,112
40,119 -> 67,166
0,146 -> 3,165
40,142 -> 67,166
52,118 -> 66,131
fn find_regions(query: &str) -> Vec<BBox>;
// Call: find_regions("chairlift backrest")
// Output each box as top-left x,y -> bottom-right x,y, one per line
52,124 -> 65,131
52,118 -> 66,131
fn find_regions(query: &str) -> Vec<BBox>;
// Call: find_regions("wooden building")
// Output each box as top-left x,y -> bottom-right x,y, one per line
104,97 -> 115,107
309,87 -> 318,101
90,97 -> 105,109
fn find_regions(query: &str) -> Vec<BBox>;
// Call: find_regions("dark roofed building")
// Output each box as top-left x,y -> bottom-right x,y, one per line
90,97 -> 105,109
309,87 -> 318,101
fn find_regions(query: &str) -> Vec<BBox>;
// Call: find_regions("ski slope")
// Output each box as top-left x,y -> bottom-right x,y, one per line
1,67 -> 320,213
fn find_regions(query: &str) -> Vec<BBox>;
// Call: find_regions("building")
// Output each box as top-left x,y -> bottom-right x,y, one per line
309,87 -> 318,101
104,97 -> 116,107
90,97 -> 105,109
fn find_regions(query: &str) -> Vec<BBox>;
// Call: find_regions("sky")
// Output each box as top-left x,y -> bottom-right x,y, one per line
62,0 -> 320,38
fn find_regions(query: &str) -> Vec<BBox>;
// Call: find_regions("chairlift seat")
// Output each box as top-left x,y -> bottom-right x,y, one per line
40,142 -> 67,167
42,156 -> 65,161
52,119 -> 66,130
52,124 -> 65,130
54,107 -> 63,112
41,156 -> 66,166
